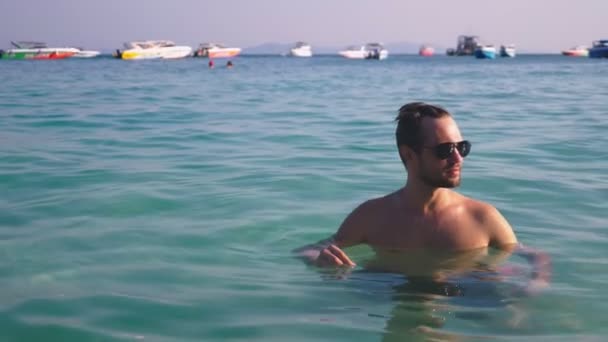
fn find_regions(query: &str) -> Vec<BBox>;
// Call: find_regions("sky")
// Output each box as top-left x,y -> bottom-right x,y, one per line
0,0 -> 605,53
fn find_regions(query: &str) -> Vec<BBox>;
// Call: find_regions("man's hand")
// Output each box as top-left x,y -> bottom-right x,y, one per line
294,237 -> 356,268
504,244 -> 551,297
522,278 -> 550,296
295,242 -> 356,267
315,244 -> 356,267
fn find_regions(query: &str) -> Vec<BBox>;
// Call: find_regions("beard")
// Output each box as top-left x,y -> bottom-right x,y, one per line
418,162 -> 462,188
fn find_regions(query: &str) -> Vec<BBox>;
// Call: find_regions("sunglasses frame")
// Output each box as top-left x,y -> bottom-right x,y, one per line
423,140 -> 471,160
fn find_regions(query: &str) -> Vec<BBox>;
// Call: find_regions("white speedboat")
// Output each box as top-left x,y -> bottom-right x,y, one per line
339,43 -> 388,60
73,48 -> 101,58
118,40 -> 192,60
0,41 -> 79,60
289,42 -> 312,57
193,43 -> 241,58
499,44 -> 516,57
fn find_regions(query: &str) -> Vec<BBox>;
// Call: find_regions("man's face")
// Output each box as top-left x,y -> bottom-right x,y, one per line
415,116 -> 466,188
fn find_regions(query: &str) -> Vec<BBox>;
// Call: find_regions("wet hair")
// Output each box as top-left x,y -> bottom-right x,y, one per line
395,102 -> 451,165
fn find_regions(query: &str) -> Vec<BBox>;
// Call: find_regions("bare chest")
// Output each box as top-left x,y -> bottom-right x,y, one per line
365,211 -> 489,251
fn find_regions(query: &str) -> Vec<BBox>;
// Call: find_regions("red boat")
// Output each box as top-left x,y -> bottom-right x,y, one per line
419,45 -> 434,57
0,41 -> 78,60
561,46 -> 588,57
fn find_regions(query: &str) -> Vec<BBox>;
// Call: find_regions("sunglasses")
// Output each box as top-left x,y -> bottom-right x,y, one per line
423,140 -> 471,159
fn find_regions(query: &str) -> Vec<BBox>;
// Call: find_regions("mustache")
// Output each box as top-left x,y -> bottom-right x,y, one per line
445,163 -> 461,170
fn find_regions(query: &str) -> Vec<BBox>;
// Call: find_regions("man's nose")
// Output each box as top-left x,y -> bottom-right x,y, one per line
448,147 -> 464,162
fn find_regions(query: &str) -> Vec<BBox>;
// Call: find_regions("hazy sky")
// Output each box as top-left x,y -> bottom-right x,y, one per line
0,0 -> 605,52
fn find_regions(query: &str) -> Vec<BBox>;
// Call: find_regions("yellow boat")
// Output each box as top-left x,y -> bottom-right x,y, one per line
116,40 -> 192,60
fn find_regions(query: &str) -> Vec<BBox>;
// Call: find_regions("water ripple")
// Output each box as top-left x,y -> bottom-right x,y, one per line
1,55 -> 607,341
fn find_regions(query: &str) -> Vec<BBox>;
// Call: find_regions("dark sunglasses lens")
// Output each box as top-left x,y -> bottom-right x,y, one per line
434,141 -> 471,159
458,141 -> 471,157
435,143 -> 454,159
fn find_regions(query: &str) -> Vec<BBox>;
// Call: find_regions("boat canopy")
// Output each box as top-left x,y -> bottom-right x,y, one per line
198,43 -> 228,49
344,45 -> 363,51
11,41 -> 47,49
365,43 -> 385,49
124,40 -> 176,49
592,40 -> 608,47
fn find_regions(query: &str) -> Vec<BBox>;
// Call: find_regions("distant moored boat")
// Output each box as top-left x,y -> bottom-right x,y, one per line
561,46 -> 589,57
447,35 -> 479,56
0,41 -> 78,60
289,42 -> 313,57
118,40 -> 192,60
500,44 -> 516,58
419,45 -> 434,57
339,43 -> 388,60
193,43 -> 241,58
474,45 -> 496,59
588,40 -> 608,58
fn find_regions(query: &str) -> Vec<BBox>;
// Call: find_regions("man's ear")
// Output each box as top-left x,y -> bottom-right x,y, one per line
399,145 -> 415,163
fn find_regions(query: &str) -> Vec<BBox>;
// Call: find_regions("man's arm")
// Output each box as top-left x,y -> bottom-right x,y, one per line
484,204 -> 552,294
293,200 -> 372,267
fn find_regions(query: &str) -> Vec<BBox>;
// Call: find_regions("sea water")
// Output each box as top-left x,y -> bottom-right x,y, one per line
1,55 -> 607,341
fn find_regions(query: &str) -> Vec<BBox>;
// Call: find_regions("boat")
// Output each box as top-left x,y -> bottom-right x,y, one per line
474,45 -> 497,59
73,48 -> 101,58
561,46 -> 589,57
192,43 -> 241,58
500,44 -> 516,57
289,42 -> 313,57
419,45 -> 434,57
447,35 -> 480,56
0,41 -> 78,60
338,43 -> 388,60
589,40 -> 608,58
118,40 -> 192,60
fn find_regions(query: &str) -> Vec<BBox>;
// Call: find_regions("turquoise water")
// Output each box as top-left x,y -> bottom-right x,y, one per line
1,55 -> 607,341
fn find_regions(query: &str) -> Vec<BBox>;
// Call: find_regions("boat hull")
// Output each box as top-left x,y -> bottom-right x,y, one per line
500,47 -> 516,58
73,50 -> 101,58
562,50 -> 588,57
121,46 -> 192,60
208,48 -> 241,58
474,47 -> 496,59
419,46 -> 434,57
0,48 -> 78,60
193,47 -> 241,58
339,50 -> 388,60
289,48 -> 312,57
589,47 -> 608,58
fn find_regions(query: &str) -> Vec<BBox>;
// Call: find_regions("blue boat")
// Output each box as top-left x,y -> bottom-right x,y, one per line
589,40 -> 608,58
474,45 -> 496,59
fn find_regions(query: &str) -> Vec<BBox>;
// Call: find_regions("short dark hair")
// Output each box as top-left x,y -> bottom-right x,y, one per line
395,102 -> 451,150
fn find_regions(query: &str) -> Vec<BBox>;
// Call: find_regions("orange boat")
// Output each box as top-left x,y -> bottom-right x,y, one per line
193,43 -> 241,58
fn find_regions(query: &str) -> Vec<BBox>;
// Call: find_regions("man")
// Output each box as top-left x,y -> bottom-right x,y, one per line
295,102 -> 550,291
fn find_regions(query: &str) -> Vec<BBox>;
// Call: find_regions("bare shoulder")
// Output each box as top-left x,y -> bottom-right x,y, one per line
334,193 -> 393,247
460,196 -> 500,221
459,194 -> 518,248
